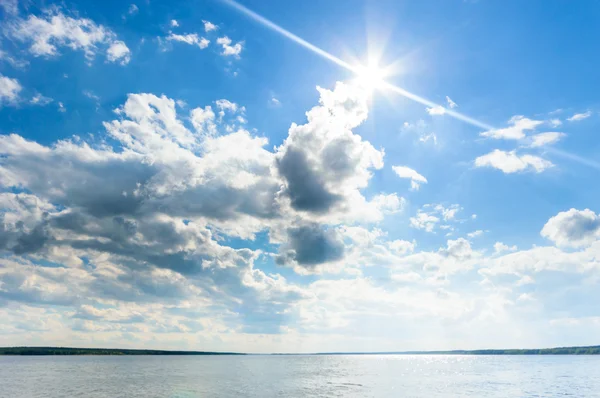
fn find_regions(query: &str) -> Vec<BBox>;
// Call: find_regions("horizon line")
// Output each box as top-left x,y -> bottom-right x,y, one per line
2,344 -> 600,355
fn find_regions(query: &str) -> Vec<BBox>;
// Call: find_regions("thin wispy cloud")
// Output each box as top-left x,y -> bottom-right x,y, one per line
567,111 -> 592,122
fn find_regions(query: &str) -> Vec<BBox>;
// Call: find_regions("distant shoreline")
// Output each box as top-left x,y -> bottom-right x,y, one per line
0,347 -> 244,356
2,345 -> 600,356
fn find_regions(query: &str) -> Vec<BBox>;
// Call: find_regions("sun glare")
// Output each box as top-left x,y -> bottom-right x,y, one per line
354,62 -> 387,91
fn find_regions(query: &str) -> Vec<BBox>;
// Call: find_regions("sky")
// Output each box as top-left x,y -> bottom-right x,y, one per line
1,0 -> 600,354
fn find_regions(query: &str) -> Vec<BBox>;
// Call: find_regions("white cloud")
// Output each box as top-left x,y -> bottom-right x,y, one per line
167,33 -> 209,49
446,96 -> 457,108
418,133 -> 437,145
269,97 -> 281,107
0,49 -> 28,68
0,0 -> 18,14
541,208 -> 600,248
410,204 -> 462,233
370,193 -> 406,216
106,41 -> 131,65
57,101 -> 66,112
480,241 -> 600,279
274,82 -> 385,225
480,116 -> 542,140
392,165 -> 427,191
190,105 -> 217,136
82,90 -> 100,109
494,242 -> 517,254
9,11 -> 131,65
30,93 -> 53,106
426,105 -> 445,115
410,212 -> 440,232
215,98 -> 240,114
203,20 -> 218,32
216,36 -> 243,57
388,239 -> 416,255
127,4 -> 139,15
0,75 -> 22,104
548,118 -> 562,127
170,19 -> 179,27
515,275 -> 534,286
467,230 -> 484,239
435,204 -> 461,221
401,119 -> 426,132
442,238 -> 474,259
83,90 -> 100,102
10,81 -> 597,350
475,150 -> 553,173
529,132 -> 565,147
567,111 -> 592,122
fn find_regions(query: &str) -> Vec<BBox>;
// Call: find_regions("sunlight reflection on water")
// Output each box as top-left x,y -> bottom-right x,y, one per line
1,354 -> 599,397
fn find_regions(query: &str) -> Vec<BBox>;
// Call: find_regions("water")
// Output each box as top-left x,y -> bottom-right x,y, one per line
1,355 -> 600,397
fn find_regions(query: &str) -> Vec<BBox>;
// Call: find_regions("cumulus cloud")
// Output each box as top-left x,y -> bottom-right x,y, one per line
276,224 -> 345,270
275,82 -> 384,221
0,88 -> 350,349
494,242 -> 517,254
541,208 -> 600,247
0,75 -> 22,104
9,79 -> 593,350
475,150 -> 553,173
166,33 -> 210,49
216,36 -> 243,57
8,10 -> 131,65
106,41 -> 131,64
0,81 -> 398,322
480,116 -> 542,140
436,204 -> 461,221
441,238 -> 473,260
567,111 -> 591,122
369,193 -> 406,216
203,20 -> 218,32
410,212 -> 440,232
392,165 -> 427,191
410,204 -> 462,233
170,19 -> 179,27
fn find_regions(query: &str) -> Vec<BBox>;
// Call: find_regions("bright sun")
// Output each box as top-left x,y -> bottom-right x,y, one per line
354,62 -> 387,91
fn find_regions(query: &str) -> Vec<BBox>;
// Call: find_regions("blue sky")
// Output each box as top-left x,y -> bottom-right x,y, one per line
1,0 -> 600,353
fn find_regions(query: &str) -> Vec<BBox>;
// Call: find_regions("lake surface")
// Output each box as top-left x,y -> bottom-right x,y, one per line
1,355 -> 600,397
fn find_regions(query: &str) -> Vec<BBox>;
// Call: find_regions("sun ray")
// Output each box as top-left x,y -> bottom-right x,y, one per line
220,0 -> 600,171
220,0 -> 492,129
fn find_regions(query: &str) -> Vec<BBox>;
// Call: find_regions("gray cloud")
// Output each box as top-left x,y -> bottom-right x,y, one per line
276,224 -> 345,267
277,148 -> 341,213
0,83 -> 390,337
